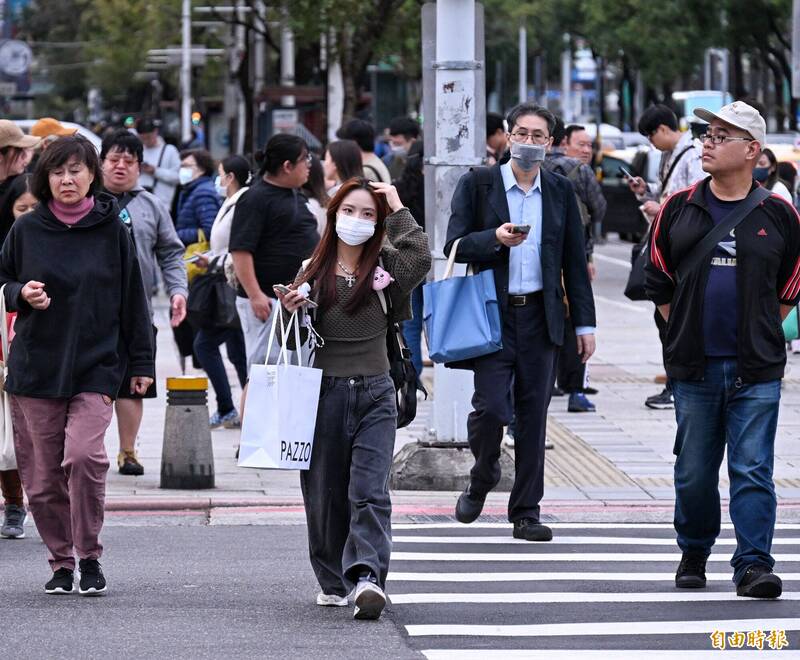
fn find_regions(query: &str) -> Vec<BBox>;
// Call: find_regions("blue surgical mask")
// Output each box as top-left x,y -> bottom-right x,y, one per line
753,167 -> 770,183
214,175 -> 227,197
179,167 -> 194,186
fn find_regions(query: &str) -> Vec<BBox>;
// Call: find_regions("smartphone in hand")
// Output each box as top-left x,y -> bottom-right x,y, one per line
618,165 -> 634,180
511,224 -> 531,235
272,284 -> 318,308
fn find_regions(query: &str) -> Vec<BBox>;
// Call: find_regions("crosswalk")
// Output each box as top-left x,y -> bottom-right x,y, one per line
386,522 -> 800,657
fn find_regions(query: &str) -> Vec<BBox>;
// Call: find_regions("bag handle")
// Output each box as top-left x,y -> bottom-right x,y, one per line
675,186 -> 770,281
263,298 -> 303,367
443,238 -> 477,280
0,284 -> 8,364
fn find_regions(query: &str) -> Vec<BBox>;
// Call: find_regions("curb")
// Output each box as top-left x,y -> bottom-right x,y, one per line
103,496 -> 800,515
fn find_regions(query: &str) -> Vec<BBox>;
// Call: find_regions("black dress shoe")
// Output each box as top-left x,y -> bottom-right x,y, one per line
552,386 -> 565,397
512,519 -> 552,542
583,386 -> 599,395
455,489 -> 485,524
736,564 -> 782,598
675,550 -> 707,588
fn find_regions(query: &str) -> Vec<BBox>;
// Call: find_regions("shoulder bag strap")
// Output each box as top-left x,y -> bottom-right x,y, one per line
661,145 -> 694,191
675,186 -> 771,281
0,284 -> 8,365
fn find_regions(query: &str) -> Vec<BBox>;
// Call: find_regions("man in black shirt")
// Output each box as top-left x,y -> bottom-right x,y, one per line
229,134 -> 319,367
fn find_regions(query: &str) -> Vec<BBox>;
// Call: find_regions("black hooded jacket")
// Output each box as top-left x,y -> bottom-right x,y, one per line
0,193 -> 154,398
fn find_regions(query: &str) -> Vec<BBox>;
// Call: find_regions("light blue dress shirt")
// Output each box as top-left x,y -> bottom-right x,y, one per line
501,162 -> 594,337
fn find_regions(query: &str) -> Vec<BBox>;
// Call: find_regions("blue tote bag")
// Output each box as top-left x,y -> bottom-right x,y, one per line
423,238 -> 503,363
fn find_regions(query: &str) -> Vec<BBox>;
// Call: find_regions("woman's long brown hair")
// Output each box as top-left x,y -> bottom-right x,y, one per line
297,177 -> 389,314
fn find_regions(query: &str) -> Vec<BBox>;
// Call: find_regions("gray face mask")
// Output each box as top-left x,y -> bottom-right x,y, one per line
510,141 -> 546,171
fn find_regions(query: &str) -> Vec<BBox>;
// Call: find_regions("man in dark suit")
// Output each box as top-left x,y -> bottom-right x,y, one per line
444,103 -> 596,541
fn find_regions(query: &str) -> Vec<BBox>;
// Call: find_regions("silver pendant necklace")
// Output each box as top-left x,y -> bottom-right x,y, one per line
337,260 -> 357,288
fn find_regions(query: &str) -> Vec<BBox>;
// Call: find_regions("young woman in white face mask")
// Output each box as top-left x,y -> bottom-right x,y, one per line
277,177 -> 430,621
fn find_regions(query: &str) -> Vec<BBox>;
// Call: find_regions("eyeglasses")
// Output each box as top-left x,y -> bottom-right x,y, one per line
699,134 -> 755,145
509,130 -> 550,145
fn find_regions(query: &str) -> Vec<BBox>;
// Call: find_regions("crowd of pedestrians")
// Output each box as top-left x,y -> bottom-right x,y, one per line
0,96 -> 795,617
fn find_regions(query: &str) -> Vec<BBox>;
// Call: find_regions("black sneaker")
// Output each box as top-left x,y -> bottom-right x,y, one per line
513,518 -> 553,542
45,568 -> 75,595
645,388 -> 674,410
78,558 -> 107,596
736,564 -> 782,598
675,551 -> 707,588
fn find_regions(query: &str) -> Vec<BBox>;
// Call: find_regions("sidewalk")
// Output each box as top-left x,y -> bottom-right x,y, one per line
103,238 -> 800,522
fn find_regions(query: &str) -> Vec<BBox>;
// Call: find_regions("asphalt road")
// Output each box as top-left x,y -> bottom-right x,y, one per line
4,517 -> 799,659
0,521 -> 419,660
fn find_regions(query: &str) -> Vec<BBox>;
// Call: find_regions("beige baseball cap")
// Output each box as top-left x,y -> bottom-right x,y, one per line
693,101 -> 766,147
0,120 -> 41,149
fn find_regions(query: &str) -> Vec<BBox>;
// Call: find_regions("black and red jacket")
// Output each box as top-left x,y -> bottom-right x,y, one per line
645,176 -> 800,383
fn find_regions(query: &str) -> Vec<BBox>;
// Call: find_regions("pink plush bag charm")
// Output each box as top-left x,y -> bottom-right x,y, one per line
372,266 -> 394,291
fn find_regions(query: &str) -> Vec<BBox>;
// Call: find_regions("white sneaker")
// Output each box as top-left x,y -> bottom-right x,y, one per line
316,592 -> 348,607
353,580 -> 386,620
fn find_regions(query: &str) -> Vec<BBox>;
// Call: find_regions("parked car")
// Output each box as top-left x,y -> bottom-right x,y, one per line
13,120 -> 102,151
597,147 -> 659,242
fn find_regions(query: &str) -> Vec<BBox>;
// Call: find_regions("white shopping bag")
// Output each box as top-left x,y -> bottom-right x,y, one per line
0,284 -> 16,471
237,301 -> 322,470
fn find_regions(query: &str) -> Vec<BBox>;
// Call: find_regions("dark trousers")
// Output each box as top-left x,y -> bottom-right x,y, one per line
672,359 -> 780,585
467,296 -> 557,522
193,327 -> 248,415
557,315 -> 586,393
401,284 -> 425,378
301,373 -> 397,595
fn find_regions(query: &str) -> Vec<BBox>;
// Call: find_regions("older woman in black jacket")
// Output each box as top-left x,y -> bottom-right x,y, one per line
0,136 -> 154,596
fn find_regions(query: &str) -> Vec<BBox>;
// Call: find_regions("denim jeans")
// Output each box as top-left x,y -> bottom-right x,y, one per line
672,358 -> 780,585
193,327 -> 248,415
300,373 -> 397,595
401,284 -> 424,378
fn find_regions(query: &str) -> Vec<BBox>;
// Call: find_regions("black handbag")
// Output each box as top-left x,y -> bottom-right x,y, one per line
187,261 -> 240,330
376,263 -> 427,429
624,231 -> 651,301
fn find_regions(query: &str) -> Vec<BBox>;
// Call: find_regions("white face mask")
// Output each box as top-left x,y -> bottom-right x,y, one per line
179,166 -> 194,186
214,175 -> 227,197
335,213 -> 375,246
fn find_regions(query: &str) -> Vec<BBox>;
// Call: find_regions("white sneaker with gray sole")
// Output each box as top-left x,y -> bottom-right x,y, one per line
316,593 -> 348,607
353,580 -> 386,620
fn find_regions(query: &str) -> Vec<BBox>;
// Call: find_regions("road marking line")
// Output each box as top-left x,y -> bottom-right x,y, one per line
594,295 -> 650,313
392,522 -> 800,530
390,552 -> 800,562
406,617 -> 800,638
389,590 -> 800,604
387,572 -> 800,582
422,651 -> 778,659
392,535 -> 800,546
593,253 -> 635,268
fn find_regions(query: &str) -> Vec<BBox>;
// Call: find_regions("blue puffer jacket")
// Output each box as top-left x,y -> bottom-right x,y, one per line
175,176 -> 221,246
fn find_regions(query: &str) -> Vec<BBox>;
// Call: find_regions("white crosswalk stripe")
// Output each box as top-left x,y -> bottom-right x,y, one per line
387,523 -> 800,654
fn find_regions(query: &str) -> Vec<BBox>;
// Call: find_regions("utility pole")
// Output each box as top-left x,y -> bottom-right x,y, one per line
391,1 -> 490,488
280,5 -> 296,107
327,31 -> 345,141
180,0 -> 192,144
561,33 -> 572,122
793,0 -> 800,99
518,26 -> 527,104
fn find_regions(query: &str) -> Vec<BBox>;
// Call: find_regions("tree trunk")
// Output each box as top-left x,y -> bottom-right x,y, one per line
236,41 -> 255,152
766,45 -> 796,131
763,51 -> 786,131
732,46 -> 747,99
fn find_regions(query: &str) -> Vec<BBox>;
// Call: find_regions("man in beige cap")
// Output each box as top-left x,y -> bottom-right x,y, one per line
645,101 -> 798,599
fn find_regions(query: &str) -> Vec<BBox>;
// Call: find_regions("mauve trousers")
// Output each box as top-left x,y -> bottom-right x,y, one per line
10,393 -> 113,571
